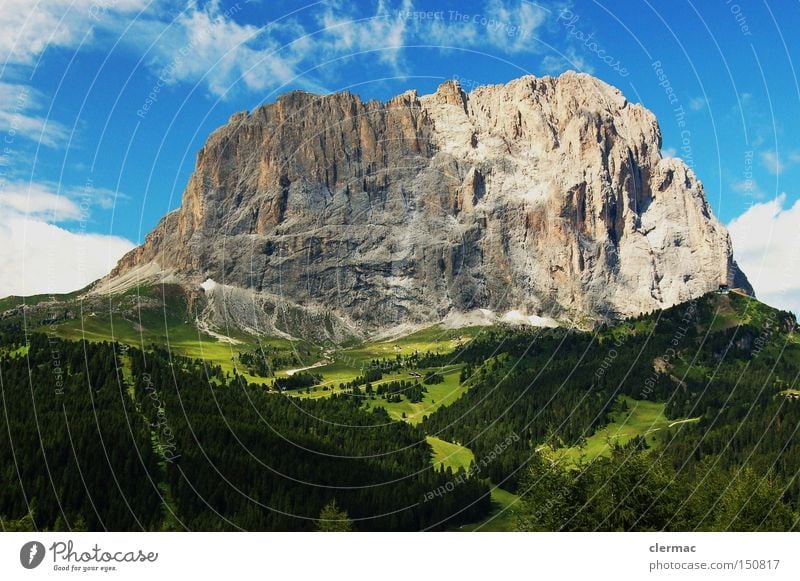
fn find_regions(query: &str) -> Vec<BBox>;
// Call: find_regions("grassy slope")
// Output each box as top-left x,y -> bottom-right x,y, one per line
560,396 -> 699,464
452,396 -> 695,530
363,365 -> 468,424
662,291 -> 797,389
427,435 -> 474,472
33,290 -> 483,399
43,284 -> 321,385
0,289 -> 86,311
293,326 -> 486,423
458,487 -> 521,532
294,325 -> 481,379
454,384 -> 685,532
53,313 -> 264,382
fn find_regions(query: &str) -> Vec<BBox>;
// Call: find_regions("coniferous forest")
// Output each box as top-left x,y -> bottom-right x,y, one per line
1,291 -> 799,531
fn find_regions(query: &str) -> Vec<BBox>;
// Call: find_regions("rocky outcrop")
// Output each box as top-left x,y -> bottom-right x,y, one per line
100,72 -> 751,334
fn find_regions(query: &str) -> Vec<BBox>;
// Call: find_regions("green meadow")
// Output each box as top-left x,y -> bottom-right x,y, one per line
560,396 -> 699,464
427,435 -> 475,472
458,486 -> 521,532
51,313 -> 318,386
362,365 -> 468,423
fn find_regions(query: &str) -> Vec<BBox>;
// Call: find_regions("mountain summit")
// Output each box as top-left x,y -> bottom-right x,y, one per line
98,72 -> 750,335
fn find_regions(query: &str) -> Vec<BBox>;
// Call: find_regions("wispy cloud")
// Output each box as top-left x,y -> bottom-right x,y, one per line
124,0 -> 551,98
760,151 -> 784,175
318,0 -> 413,71
127,1 -> 335,98
0,184 -> 83,221
0,1 -> 555,102
689,96 -> 707,111
420,0 -> 548,54
730,177 -> 763,199
541,46 -> 595,75
0,180 -> 128,221
0,0 -> 151,67
0,82 -> 70,147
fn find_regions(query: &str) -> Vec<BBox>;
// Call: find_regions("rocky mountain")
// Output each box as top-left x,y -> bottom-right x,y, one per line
96,72 -> 751,337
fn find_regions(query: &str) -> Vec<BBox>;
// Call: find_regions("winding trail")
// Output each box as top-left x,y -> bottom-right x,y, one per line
285,359 -> 330,376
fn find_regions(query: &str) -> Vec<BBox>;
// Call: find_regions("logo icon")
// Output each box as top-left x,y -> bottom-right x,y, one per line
20,541 -> 45,569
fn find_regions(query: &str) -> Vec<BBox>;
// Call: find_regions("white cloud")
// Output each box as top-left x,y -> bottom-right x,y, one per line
661,147 -> 677,158
421,0 -> 547,55
123,0 -> 551,98
760,151 -> 784,175
0,2 -> 155,147
0,0 -> 143,299
0,185 -> 83,221
0,180 -> 127,218
0,0 -> 150,66
127,2 -> 330,97
318,0 -> 412,71
0,180 -> 134,298
0,214 -> 135,297
730,177 -> 763,199
728,194 -> 800,314
0,82 -> 70,147
689,96 -> 707,111
541,46 -> 595,75
470,0 -> 548,54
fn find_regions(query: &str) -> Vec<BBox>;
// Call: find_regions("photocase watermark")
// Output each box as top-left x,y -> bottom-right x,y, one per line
136,3 -> 242,119
725,0 -> 753,37
652,60 -> 694,169
740,150 -> 757,198
0,86 -> 30,192
594,325 -> 634,381
423,432 -> 520,502
71,177 -> 95,285
46,540 -> 158,573
640,299 -> 697,399
452,74 -> 482,93
557,8 -> 629,77
49,332 -> 65,396
396,9 -> 529,39
19,541 -> 46,569
751,311 -> 778,358
87,0 -> 124,21
129,353 -> 180,463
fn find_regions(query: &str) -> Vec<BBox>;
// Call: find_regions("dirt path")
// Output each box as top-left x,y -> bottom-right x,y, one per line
286,359 -> 330,376
668,418 -> 699,428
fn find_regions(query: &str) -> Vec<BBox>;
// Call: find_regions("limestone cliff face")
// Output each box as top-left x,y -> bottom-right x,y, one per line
104,72 -> 750,332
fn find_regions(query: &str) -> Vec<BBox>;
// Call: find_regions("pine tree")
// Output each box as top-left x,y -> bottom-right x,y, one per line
316,500 -> 353,532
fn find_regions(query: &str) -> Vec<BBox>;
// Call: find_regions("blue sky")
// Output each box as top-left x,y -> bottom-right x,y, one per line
1,0 -> 799,312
